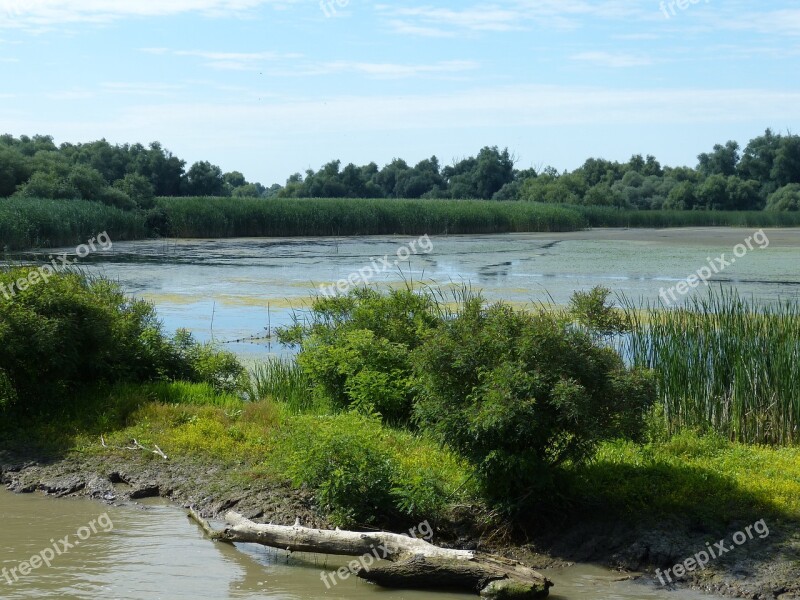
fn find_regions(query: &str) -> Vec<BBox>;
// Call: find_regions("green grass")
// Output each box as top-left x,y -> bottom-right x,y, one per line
571,431 -> 800,525
0,197 -> 148,251
6,378 -> 797,530
248,358 -> 329,414
623,289 -> 800,445
573,205 -> 800,228
158,197 -> 588,237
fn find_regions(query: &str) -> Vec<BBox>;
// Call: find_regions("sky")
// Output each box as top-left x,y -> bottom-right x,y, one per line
1,0 -> 799,185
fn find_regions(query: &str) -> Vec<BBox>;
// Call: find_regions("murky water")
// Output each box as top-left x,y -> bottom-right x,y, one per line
0,489 -> 723,600
5,228 -> 799,358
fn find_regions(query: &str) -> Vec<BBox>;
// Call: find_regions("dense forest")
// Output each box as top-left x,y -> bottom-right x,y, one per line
1,130 -> 799,211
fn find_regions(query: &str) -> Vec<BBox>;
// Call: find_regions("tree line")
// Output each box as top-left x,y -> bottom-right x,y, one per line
1,130 -> 799,211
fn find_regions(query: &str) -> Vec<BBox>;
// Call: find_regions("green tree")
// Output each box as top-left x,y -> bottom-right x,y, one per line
664,181 -> 697,210
738,129 -> 781,192
182,161 -> 225,196
696,174 -> 729,209
772,136 -> 800,188
0,146 -> 31,197
698,141 -> 740,177
223,171 -> 247,189
232,183 -> 265,198
725,176 -> 763,210
114,173 -> 156,208
13,171 -> 78,200
766,184 -> 800,211
67,164 -> 108,201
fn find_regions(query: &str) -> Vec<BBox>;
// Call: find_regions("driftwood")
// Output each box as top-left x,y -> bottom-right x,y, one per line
188,509 -> 552,598
101,435 -> 168,460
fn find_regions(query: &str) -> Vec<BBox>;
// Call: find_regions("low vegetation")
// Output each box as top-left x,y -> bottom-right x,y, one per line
624,288 -> 800,445
0,197 -> 147,250
1,270 -> 798,537
0,267 -> 244,415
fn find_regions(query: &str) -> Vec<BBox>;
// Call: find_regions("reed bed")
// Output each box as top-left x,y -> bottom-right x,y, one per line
623,289 -> 800,445
575,205 -> 800,228
158,197 -> 588,238
249,358 -> 325,414
0,198 -> 147,251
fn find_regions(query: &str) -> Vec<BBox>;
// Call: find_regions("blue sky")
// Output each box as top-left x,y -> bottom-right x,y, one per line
1,0 -> 799,185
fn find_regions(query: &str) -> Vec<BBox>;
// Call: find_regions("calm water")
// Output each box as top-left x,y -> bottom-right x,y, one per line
0,489 -> 723,600
7,228 -> 798,357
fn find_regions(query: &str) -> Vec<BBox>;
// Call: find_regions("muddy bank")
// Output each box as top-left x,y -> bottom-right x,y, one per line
1,449 -> 798,600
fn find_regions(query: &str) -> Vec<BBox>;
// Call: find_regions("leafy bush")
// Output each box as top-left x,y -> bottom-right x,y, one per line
412,298 -> 655,509
277,410 -> 470,525
568,285 -> 628,339
280,288 -> 442,425
0,268 -> 245,415
280,413 -> 398,526
766,183 -> 800,211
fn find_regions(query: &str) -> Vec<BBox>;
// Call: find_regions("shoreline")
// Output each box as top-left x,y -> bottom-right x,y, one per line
2,448 -> 797,600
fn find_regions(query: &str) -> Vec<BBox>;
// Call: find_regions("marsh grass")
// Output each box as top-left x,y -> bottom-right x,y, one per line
249,358 -> 328,414
574,205 -> 800,228
158,197 -> 588,238
623,288 -> 800,445
0,197 -> 147,250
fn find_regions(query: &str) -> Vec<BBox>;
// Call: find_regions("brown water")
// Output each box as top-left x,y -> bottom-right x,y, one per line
1,489 -> 724,600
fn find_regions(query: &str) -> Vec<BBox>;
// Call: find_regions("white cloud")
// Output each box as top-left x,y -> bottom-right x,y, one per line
139,48 -> 304,71
571,51 -> 654,68
101,82 -> 184,96
721,9 -> 800,36
0,0 -> 296,29
174,49 -> 302,70
49,85 -> 800,141
317,60 -> 479,79
376,1 -> 649,36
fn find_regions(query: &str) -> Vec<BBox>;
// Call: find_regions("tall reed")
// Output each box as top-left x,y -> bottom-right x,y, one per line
575,205 -> 800,228
158,197 -> 588,238
249,358 -> 326,414
623,288 -> 800,445
0,198 -> 147,251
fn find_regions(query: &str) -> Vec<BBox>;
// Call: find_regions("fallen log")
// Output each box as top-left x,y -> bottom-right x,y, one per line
188,509 -> 552,598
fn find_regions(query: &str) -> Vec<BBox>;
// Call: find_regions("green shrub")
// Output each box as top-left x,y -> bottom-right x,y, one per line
568,285 -> 628,339
0,269 -> 246,416
412,299 -> 655,509
281,413 -> 398,526
281,288 -> 443,425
